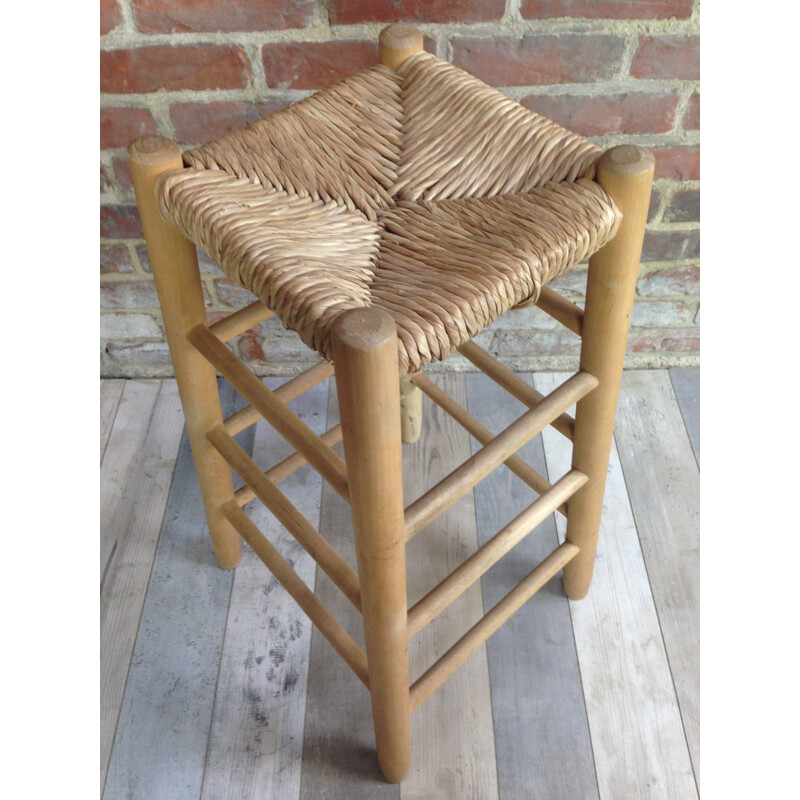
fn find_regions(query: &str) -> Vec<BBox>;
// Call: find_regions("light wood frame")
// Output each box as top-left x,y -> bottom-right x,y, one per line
127,23 -> 653,785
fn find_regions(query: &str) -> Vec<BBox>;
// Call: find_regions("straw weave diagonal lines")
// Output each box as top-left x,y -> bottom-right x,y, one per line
157,52 -> 622,373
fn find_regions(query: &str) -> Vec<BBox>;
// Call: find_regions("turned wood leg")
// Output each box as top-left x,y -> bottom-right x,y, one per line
563,145 -> 654,600
400,374 -> 422,444
128,135 -> 241,569
332,308 -> 410,783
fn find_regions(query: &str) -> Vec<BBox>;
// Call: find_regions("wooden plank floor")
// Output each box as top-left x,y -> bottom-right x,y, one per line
100,369 -> 699,799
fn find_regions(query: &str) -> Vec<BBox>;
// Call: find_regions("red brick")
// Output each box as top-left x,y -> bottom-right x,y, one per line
101,163 -> 114,194
113,158 -> 133,192
329,0 -> 504,24
637,265 -> 699,296
684,93 -> 700,130
521,1 -> 694,18
137,244 -> 222,274
170,100 -> 291,145
101,280 -> 160,308
653,146 -> 699,180
101,107 -> 157,149
101,278 -> 211,308
238,333 -> 265,362
648,185 -> 662,222
452,35 -> 625,86
523,92 -> 679,136
134,0 -> 315,33
665,189 -> 699,222
262,41 -> 378,90
547,270 -> 588,298
628,327 -> 699,352
101,0 -> 122,34
215,278 -> 257,307
631,299 -> 694,327
101,205 -> 143,238
106,340 -> 172,367
101,244 -> 134,274
101,45 -> 250,93
630,35 -> 699,79
642,229 -> 699,261
494,329 -> 582,357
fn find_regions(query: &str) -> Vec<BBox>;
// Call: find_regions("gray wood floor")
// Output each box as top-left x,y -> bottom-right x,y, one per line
100,369 -> 699,800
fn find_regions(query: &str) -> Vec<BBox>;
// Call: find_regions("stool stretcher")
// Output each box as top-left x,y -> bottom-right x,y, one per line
188,324 -> 349,501
223,361 -> 334,437
208,300 -> 275,343
404,370 -> 597,539
458,340 -> 576,440
534,285 -> 585,336
208,425 -> 361,610
221,500 -> 369,688
407,469 -> 587,637
409,373 -> 568,516
234,424 -> 344,505
409,541 -> 580,710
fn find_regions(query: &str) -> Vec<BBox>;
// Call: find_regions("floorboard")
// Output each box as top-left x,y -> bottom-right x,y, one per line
100,380 -> 184,790
466,372 -> 598,800
669,369 -> 700,466
615,370 -> 700,785
535,373 -> 698,800
402,374 -> 498,800
103,381 -> 253,800
100,380 -> 161,584
101,379 -> 126,464
201,379 -> 327,800
99,368 -> 700,798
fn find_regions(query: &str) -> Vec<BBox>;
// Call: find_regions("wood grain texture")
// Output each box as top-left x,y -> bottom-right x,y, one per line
402,374 -> 499,800
466,372 -> 598,800
535,372 -> 697,800
300,380 -> 401,800
100,380 -> 184,790
101,379 -> 161,585
104,381 -> 253,800
101,379 -> 126,464
669,369 -> 699,466
615,370 -> 700,784
201,378 -> 327,800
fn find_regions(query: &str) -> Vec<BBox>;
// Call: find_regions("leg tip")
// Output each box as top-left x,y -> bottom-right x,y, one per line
562,574 -> 590,601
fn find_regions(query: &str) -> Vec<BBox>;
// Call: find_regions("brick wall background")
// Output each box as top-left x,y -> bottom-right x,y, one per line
100,0 -> 699,377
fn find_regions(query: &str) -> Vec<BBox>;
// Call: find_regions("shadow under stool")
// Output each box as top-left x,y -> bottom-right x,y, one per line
127,23 -> 653,784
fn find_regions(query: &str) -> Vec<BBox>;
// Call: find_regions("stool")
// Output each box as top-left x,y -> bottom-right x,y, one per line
127,24 -> 653,783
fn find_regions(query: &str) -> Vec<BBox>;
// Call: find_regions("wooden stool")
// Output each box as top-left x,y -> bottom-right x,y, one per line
128,24 -> 652,783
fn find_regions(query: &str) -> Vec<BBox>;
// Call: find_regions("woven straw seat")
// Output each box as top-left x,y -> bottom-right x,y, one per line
157,51 -> 621,373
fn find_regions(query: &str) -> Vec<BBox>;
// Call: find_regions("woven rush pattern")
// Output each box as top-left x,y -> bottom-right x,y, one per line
157,52 -> 622,373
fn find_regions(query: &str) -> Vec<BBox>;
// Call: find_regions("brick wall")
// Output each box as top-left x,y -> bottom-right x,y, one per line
100,0 -> 700,377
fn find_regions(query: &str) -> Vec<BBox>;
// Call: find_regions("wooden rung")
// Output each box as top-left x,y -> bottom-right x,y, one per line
407,470 -> 587,637
221,500 -> 369,688
457,341 -> 575,440
235,424 -> 344,505
404,371 -> 598,539
535,286 -> 584,336
188,324 -> 349,501
409,541 -> 579,710
409,373 -> 568,517
208,425 -> 361,610
209,300 -> 275,343
223,361 -> 335,437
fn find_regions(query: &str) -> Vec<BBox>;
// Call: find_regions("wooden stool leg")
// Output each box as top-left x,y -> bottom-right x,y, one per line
331,308 -> 410,783
563,145 -> 654,600
128,135 -> 241,569
399,374 -> 422,443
